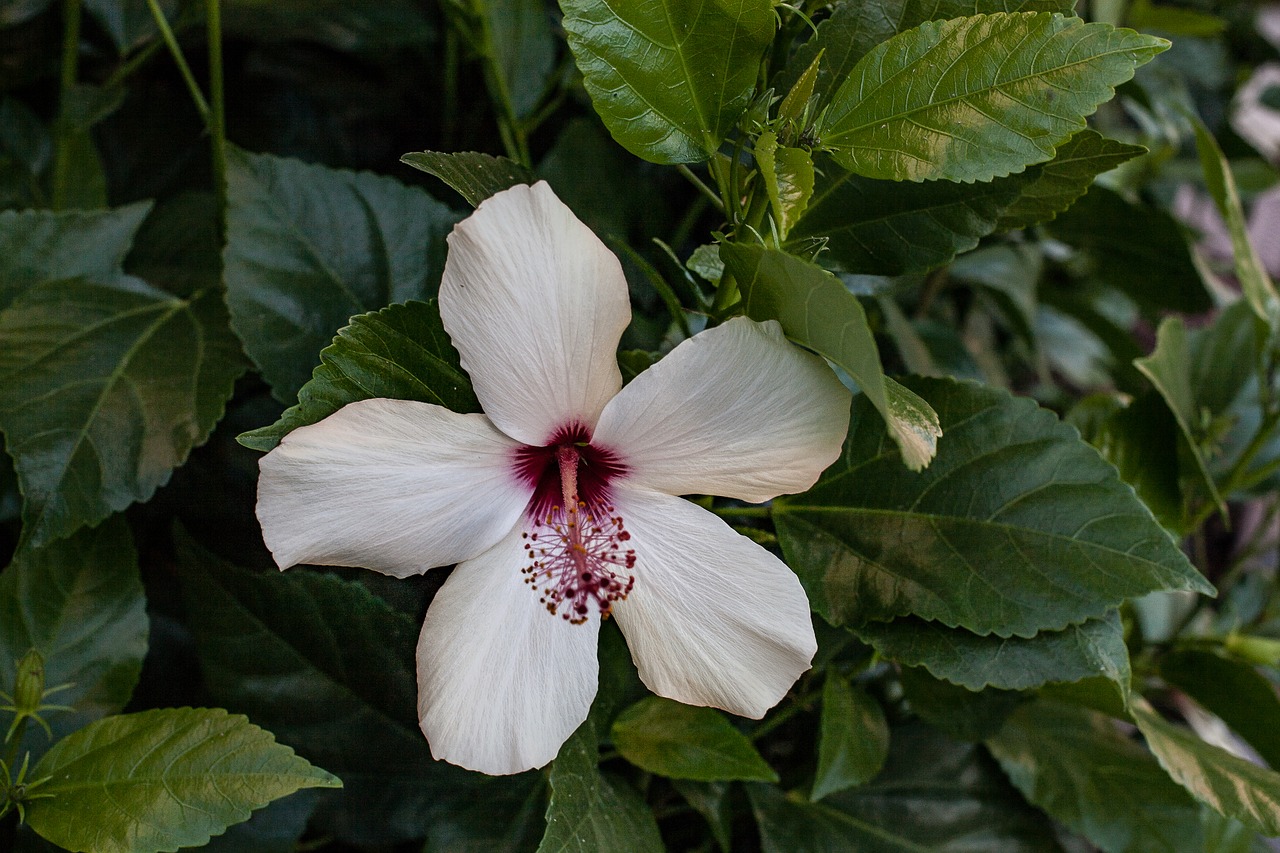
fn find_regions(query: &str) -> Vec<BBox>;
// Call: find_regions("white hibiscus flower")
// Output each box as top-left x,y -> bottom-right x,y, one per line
255,182 -> 852,775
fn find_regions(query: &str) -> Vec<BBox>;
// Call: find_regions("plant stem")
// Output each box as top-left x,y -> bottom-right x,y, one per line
711,505 -> 772,518
676,164 -> 724,213
50,0 -> 83,211
145,0 -> 210,121
207,0 -> 227,233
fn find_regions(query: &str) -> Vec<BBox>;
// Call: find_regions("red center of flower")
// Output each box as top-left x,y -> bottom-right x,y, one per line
514,424 -> 635,624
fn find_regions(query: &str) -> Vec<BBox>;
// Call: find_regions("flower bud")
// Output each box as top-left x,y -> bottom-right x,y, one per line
11,649 -> 46,715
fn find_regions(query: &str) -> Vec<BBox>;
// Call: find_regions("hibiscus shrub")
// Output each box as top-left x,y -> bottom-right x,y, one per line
2,0 -> 1280,850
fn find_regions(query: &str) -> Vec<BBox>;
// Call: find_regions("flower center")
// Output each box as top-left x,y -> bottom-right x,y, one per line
514,426 -> 634,624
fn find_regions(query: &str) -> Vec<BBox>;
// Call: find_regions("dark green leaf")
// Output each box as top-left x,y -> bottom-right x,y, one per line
237,300 -> 478,451
749,722 -> 1064,852
401,150 -> 536,208
202,791 -> 319,853
775,377 -> 1211,638
1161,650 -> 1280,772
611,696 -> 778,782
477,0 -> 555,119
126,191 -> 222,299
559,0 -> 774,164
539,720 -> 663,853
722,243 -> 941,469
83,0 -> 179,53
223,146 -> 458,400
26,707 -> 340,853
854,610 -> 1131,693
222,0 -> 434,51
811,675 -> 888,800
671,780 -> 732,852
987,700 -> 1203,852
821,13 -> 1166,182
949,244 -> 1041,347
1133,702 -> 1280,836
995,129 -> 1147,232
898,666 -> 1022,741
0,518 -> 147,762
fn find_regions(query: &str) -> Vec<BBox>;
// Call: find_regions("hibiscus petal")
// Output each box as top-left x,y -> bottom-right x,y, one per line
594,317 -> 851,503
609,487 -> 817,719
439,182 -> 630,446
417,526 -> 600,774
257,398 -> 529,576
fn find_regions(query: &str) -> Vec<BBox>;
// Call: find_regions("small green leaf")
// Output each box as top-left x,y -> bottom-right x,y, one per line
775,377 -> 1211,638
611,696 -> 777,782
237,300 -> 478,451
722,243 -> 941,470
559,0 -> 774,164
223,146 -> 458,400
821,13 -> 1167,182
25,707 -> 340,853
539,720 -> 663,853
400,150 -> 535,207
987,700 -> 1204,853
811,675 -> 888,800
755,132 -> 814,240
854,611 -> 1131,694
1161,650 -> 1280,772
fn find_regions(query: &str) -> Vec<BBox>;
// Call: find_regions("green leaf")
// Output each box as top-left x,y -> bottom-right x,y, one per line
987,699 -> 1204,853
789,154 -> 1022,276
611,696 -> 778,783
1133,701 -> 1280,836
1161,649 -> 1280,772
749,722 -> 1064,852
822,12 -> 1165,182
854,610 -> 1131,693
237,300 -> 478,451
473,0 -> 555,119
0,255 -> 245,549
25,707 -> 340,853
671,780 -> 732,852
775,377 -> 1212,638
559,0 -> 774,164
897,667 -> 1022,741
223,146 -> 458,400
222,0 -> 434,51
1191,118 -> 1280,328
539,720 -> 663,853
995,129 -> 1147,232
722,243 -> 941,469
949,244 -> 1041,347
83,0 -> 178,53
0,518 -> 147,762
755,132 -> 814,240
400,150 -> 535,207
0,202 -> 151,311
810,675 -> 888,800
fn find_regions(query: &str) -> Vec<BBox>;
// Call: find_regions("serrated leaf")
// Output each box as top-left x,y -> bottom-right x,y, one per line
0,253 -> 245,548
1161,650 -> 1280,772
400,150 -> 535,207
559,0 -> 774,164
0,518 -> 147,763
1133,702 -> 1280,836
775,377 -> 1211,638
755,132 -> 813,240
789,154 -> 1022,275
897,667 -> 1022,741
854,610 -> 1131,693
223,146 -> 458,400
995,129 -> 1147,232
538,720 -> 663,853
811,674 -> 888,800
987,700 -> 1203,853
750,723 -> 1064,852
25,707 -> 340,853
237,300 -> 478,451
821,12 -> 1167,182
722,243 -> 941,469
611,696 -> 777,783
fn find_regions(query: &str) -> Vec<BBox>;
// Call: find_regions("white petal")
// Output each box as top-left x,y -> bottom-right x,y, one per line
257,399 -> 530,577
594,317 -> 851,503
439,182 -> 630,446
609,487 -> 816,719
417,526 -> 599,775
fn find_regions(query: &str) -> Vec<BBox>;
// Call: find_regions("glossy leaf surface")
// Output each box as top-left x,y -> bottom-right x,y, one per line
611,696 -> 777,782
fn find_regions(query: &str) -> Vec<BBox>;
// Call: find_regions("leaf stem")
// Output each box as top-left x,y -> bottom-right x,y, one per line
50,0 -> 83,211
676,164 -> 725,213
145,0 -> 210,121
207,0 -> 228,233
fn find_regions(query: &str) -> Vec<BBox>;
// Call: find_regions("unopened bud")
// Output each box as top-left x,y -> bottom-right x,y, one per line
12,649 -> 46,715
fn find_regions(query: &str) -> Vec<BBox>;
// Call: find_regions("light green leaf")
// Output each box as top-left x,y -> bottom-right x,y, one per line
25,707 -> 340,853
722,243 -> 941,469
811,675 -> 888,801
987,700 -> 1204,852
0,518 -> 147,763
821,12 -> 1167,182
1133,701 -> 1280,836
237,300 -> 478,451
559,0 -> 774,164
611,696 -> 777,783
854,610 -> 1131,693
538,721 -> 663,853
775,377 -> 1212,638
400,149 -> 536,207
223,146 -> 458,400
995,129 -> 1148,232
1161,649 -> 1280,772
755,132 -> 814,240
